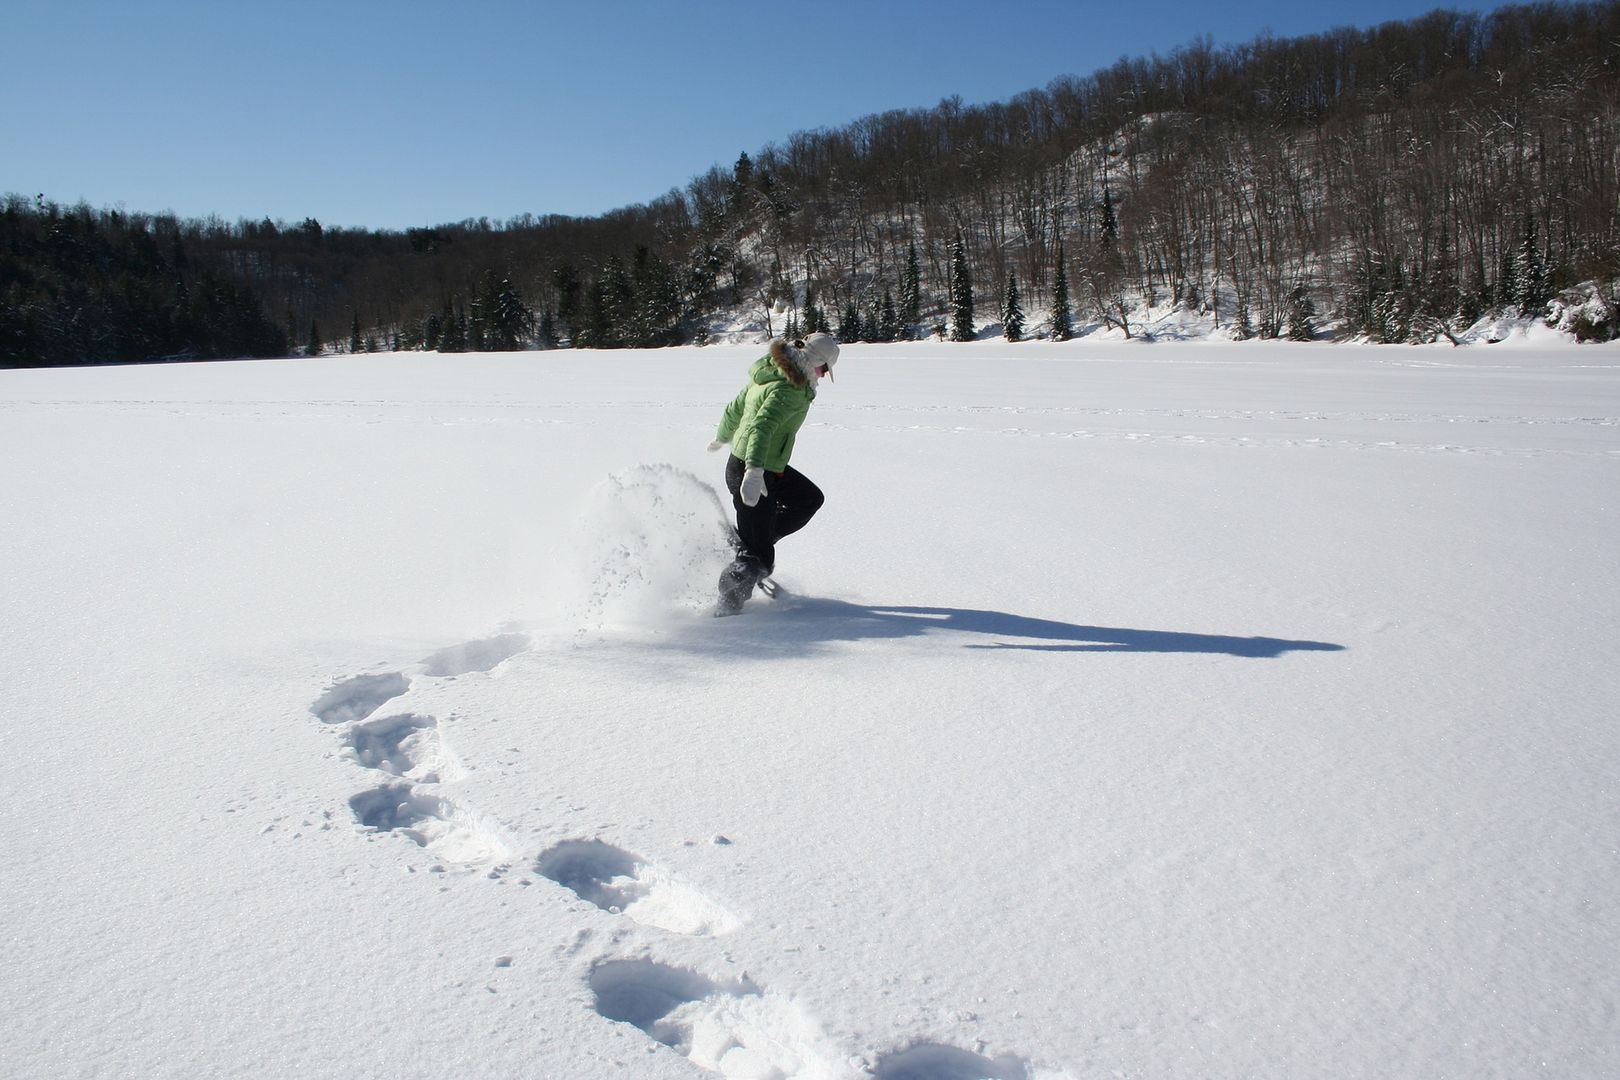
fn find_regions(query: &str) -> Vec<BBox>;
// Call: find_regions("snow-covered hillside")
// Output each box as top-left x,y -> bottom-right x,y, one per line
3,338 -> 1617,1079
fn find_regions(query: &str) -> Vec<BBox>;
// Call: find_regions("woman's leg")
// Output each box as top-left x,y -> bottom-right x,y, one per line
726,455 -> 777,572
768,465 -> 824,543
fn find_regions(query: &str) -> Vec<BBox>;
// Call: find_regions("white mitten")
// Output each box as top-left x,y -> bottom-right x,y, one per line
706,438 -> 727,452
739,466 -> 767,507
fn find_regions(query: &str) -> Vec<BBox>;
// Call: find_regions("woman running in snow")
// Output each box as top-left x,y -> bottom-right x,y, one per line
707,332 -> 840,614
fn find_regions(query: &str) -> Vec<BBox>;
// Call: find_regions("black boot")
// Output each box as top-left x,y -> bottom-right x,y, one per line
715,555 -> 766,617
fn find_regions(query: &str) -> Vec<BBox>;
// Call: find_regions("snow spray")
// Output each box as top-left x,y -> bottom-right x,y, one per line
561,464 -> 735,631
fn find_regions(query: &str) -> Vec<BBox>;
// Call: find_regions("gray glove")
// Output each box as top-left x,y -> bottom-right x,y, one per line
706,438 -> 727,452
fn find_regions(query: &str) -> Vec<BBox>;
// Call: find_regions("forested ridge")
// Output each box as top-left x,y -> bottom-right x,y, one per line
5,1 -> 1620,368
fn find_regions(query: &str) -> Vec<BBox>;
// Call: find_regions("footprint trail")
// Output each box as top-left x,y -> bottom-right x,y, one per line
309,628 -> 1046,1076
311,631 -> 530,869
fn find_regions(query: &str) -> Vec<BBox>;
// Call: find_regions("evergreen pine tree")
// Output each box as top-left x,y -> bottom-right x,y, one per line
1459,250 -> 1488,326
598,257 -> 633,347
1284,282 -> 1316,341
438,301 -> 468,353
839,298 -> 862,342
348,313 -> 362,354
686,244 -> 724,321
730,152 -> 754,216
1050,244 -> 1073,341
476,273 -> 530,351
552,264 -> 581,343
575,280 -> 608,348
632,246 -> 681,346
1422,229 -> 1463,328
471,275 -> 491,350
469,298 -> 486,352
498,278 -> 532,348
865,294 -> 885,342
1372,263 -> 1412,343
948,232 -> 974,341
1235,297 -> 1255,340
1515,216 -> 1549,313
1497,246 -> 1519,315
802,284 -> 826,336
879,288 -> 899,343
1002,272 -> 1024,341
900,242 -> 922,331
306,320 -> 322,357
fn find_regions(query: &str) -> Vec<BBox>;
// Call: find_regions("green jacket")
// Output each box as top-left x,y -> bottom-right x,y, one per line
715,341 -> 816,473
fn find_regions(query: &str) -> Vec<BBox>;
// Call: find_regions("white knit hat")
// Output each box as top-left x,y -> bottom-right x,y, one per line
802,332 -> 839,380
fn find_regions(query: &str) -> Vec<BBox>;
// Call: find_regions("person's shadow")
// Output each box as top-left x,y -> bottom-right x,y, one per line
743,597 -> 1345,658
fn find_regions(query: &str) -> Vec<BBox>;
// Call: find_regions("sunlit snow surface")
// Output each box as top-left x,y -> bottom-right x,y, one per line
3,338 -> 1617,1079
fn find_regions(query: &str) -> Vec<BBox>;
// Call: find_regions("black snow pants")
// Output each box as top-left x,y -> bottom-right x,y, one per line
725,454 -> 824,575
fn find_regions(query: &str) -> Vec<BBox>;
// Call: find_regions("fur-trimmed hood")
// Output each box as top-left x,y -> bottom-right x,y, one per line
767,337 -> 818,389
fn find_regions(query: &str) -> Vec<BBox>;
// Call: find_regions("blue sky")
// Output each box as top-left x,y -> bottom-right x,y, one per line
4,0 -> 1514,231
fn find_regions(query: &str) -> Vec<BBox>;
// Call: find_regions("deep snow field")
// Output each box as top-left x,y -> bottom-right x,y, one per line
3,336 -> 1617,1080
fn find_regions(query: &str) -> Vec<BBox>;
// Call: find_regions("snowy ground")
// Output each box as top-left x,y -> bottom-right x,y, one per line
3,337 -> 1617,1079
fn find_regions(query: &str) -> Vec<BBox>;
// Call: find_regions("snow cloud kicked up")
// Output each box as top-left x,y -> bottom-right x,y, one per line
561,463 -> 737,631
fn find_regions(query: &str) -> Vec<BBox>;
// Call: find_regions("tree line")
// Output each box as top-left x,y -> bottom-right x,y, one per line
5,1 -> 1619,368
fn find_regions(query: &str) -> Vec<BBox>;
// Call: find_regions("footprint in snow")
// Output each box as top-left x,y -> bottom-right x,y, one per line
873,1043 -> 1029,1080
590,959 -> 751,1037
590,959 -> 834,1080
310,630 -> 528,724
536,839 -> 741,936
311,671 -> 411,725
349,782 -> 508,865
342,712 -> 463,784
420,632 -> 529,677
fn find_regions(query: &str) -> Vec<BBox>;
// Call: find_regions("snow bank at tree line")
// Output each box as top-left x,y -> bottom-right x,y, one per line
697,292 -> 1613,350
